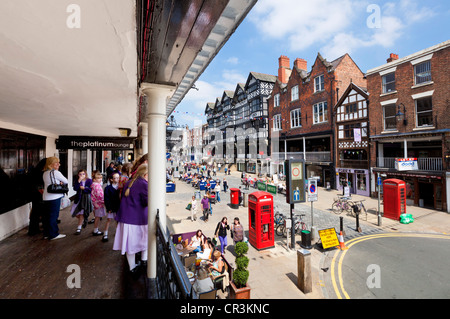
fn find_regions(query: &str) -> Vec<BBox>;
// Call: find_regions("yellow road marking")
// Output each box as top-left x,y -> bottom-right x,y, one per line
330,233 -> 450,299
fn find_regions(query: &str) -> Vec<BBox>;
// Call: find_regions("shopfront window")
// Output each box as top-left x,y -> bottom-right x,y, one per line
356,174 -> 366,191
0,129 -> 45,214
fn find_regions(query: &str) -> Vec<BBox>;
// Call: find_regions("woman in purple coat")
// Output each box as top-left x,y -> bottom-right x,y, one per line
113,164 -> 148,275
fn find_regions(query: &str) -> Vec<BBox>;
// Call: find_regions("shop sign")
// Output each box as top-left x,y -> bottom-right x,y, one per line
57,136 -> 134,150
395,158 -> 418,171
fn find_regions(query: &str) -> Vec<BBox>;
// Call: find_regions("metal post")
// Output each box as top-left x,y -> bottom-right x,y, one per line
340,216 -> 344,236
290,203 -> 295,249
377,172 -> 382,226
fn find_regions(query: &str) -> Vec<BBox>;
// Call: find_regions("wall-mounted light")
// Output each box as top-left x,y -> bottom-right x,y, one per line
119,128 -> 131,137
396,103 -> 407,126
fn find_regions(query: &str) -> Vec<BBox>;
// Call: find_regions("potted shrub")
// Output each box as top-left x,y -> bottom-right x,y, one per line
230,241 -> 251,299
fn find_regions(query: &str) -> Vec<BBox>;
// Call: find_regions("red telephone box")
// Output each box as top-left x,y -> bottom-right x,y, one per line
248,191 -> 274,250
383,179 -> 406,220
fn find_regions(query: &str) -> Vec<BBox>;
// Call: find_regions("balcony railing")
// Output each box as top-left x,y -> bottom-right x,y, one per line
272,152 -> 331,162
377,157 -> 443,171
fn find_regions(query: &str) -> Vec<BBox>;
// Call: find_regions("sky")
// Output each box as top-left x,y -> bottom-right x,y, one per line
172,0 -> 450,129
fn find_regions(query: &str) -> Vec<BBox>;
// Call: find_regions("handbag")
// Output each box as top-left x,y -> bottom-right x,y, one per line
47,170 -> 69,194
185,203 -> 192,211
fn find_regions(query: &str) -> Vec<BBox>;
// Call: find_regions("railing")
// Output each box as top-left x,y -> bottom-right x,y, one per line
154,211 -> 198,299
272,152 -> 331,162
377,157 -> 443,171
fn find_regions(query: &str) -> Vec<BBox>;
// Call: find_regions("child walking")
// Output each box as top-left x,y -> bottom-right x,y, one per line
71,169 -> 94,235
102,172 -> 121,242
91,172 -> 106,236
190,195 -> 198,221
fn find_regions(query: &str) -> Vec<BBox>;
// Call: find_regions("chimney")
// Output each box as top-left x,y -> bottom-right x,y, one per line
294,58 -> 307,71
278,55 -> 291,84
387,53 -> 399,63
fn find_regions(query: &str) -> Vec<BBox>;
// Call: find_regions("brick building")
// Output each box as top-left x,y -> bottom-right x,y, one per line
268,53 -> 366,187
366,40 -> 450,211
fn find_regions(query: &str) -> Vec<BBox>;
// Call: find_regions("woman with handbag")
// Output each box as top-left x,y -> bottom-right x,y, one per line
42,157 -> 68,240
214,217 -> 230,254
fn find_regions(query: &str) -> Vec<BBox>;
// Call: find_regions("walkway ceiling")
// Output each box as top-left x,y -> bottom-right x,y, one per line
137,0 -> 257,118
0,0 -> 256,138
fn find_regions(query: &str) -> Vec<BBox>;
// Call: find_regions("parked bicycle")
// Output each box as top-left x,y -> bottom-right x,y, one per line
350,200 -> 368,220
331,195 -> 354,215
275,214 -> 307,237
274,206 -> 286,227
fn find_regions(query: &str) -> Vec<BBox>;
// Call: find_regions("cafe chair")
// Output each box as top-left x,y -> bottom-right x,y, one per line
198,288 -> 217,299
210,263 -> 229,293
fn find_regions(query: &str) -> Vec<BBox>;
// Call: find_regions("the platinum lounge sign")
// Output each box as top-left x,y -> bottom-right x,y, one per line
56,136 -> 134,150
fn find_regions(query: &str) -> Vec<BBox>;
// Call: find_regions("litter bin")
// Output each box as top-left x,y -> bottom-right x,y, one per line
243,192 -> 248,207
300,230 -> 312,249
230,188 -> 240,209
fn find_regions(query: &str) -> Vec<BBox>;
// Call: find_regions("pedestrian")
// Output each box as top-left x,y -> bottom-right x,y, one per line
201,194 -> 210,222
42,157 -> 68,240
72,169 -> 94,235
214,181 -> 221,203
231,217 -> 244,244
106,162 -> 116,180
119,162 -> 132,196
102,171 -> 120,242
28,158 -> 47,236
214,217 -> 230,254
224,166 -> 227,175
113,164 -> 149,276
223,178 -> 228,193
130,153 -> 148,177
90,172 -> 106,236
190,195 -> 198,221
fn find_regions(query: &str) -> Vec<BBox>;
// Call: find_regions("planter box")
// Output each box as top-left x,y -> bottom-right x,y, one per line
230,281 -> 251,299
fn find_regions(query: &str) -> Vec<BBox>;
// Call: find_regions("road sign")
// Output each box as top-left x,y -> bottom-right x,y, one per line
377,177 -> 382,186
284,160 -> 305,204
318,228 -> 339,249
307,179 -> 318,202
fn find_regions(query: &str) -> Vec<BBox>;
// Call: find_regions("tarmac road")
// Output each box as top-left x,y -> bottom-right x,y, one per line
323,233 -> 450,299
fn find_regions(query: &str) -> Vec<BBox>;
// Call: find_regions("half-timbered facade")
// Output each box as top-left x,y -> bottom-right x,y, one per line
334,82 -> 370,196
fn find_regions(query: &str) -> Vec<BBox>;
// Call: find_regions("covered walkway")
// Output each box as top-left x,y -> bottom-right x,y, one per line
0,206 -> 147,299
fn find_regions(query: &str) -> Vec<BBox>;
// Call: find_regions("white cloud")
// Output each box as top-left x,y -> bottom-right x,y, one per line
250,0 -> 436,60
226,57 -> 239,65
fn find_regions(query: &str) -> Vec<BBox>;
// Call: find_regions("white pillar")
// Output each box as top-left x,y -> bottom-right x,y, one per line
140,83 -> 175,279
404,139 -> 408,158
140,122 -> 149,155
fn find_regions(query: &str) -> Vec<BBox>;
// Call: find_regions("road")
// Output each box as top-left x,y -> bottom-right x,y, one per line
322,233 -> 450,299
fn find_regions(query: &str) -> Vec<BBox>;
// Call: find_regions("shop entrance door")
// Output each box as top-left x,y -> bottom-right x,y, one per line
419,182 -> 434,208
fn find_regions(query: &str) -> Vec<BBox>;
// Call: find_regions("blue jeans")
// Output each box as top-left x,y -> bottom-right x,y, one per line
219,235 -> 227,253
43,197 -> 62,239
216,191 -> 220,202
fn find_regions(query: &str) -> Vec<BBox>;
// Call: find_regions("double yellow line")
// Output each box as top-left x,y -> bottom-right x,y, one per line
330,232 -> 450,299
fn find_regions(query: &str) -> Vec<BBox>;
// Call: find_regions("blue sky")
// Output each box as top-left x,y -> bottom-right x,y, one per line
172,0 -> 449,129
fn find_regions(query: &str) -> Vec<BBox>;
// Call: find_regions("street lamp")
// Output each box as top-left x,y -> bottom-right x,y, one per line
396,103 -> 407,125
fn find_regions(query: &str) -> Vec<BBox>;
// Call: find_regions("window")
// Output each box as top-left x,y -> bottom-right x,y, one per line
416,97 -> 433,127
414,61 -> 432,85
291,85 -> 299,101
383,104 -> 397,130
290,108 -> 301,128
274,93 -> 280,107
345,103 -> 357,114
273,114 -> 282,131
313,102 -> 328,124
382,72 -> 396,93
315,75 -> 324,92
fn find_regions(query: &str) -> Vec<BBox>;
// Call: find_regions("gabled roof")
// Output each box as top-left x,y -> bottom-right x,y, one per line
222,90 -> 235,102
204,102 -> 215,113
334,82 -> 368,111
244,71 -> 277,89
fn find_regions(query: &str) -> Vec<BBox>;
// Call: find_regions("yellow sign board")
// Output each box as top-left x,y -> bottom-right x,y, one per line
318,228 -> 339,249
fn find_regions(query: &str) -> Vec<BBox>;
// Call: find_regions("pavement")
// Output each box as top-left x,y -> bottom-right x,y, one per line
166,167 -> 450,299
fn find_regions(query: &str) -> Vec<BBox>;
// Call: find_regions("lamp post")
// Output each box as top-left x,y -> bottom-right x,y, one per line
396,103 -> 407,126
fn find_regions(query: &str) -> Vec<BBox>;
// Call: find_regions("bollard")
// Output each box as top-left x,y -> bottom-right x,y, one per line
356,211 -> 361,232
297,249 -> 312,294
340,216 -> 345,237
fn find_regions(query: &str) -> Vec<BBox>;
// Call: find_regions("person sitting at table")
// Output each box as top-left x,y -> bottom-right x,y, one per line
193,267 -> 214,294
196,237 -> 214,260
189,229 -> 205,253
208,250 -> 224,277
